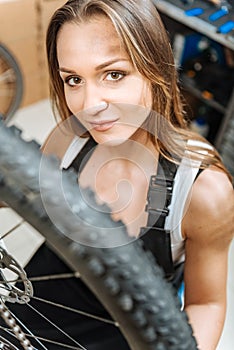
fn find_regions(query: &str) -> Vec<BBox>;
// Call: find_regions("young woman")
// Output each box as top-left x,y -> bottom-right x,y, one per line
40,1 -> 234,349
2,1 -> 233,349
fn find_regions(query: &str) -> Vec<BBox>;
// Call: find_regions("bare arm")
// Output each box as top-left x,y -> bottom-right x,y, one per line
182,167 -> 234,350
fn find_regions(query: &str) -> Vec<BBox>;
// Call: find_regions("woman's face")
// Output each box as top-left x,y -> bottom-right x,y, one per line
57,16 -> 152,145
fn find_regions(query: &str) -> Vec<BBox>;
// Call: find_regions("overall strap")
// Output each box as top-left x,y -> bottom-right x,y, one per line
140,155 -> 178,280
67,137 -> 97,173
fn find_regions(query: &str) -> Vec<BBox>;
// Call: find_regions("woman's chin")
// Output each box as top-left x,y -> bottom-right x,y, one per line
90,126 -> 138,147
92,134 -> 129,147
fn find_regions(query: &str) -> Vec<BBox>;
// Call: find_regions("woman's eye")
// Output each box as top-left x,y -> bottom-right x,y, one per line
65,76 -> 82,87
106,71 -> 125,82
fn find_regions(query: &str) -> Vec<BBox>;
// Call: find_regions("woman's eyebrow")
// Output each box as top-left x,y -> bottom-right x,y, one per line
95,58 -> 128,71
58,58 -> 128,74
59,68 -> 76,74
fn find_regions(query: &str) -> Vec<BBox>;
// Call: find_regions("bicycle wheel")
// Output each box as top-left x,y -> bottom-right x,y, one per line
0,44 -> 23,123
0,119 -> 198,350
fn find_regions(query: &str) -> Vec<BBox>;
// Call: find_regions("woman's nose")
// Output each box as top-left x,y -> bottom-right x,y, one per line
83,83 -> 108,115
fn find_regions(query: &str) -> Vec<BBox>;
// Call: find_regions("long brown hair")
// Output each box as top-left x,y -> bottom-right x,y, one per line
46,0 -> 231,179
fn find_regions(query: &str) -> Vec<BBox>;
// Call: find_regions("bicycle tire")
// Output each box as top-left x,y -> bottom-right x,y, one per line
0,119 -> 198,350
0,44 -> 23,123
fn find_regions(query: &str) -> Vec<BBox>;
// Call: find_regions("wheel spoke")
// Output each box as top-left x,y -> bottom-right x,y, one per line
0,265 -> 116,349
31,296 -> 117,326
25,303 -> 87,350
0,326 -> 86,350
0,68 -> 17,83
0,271 -> 116,325
0,300 -> 34,350
2,272 -> 81,285
0,220 -> 25,240
0,247 -> 91,349
1,305 -> 88,350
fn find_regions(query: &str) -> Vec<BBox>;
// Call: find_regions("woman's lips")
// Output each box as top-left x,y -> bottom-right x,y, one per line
89,119 -> 118,132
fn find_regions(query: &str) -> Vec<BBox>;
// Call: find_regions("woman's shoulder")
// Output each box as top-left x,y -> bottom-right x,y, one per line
194,166 -> 233,211
183,166 -> 234,243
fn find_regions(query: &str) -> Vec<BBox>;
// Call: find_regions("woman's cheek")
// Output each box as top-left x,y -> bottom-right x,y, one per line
65,92 -> 81,115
